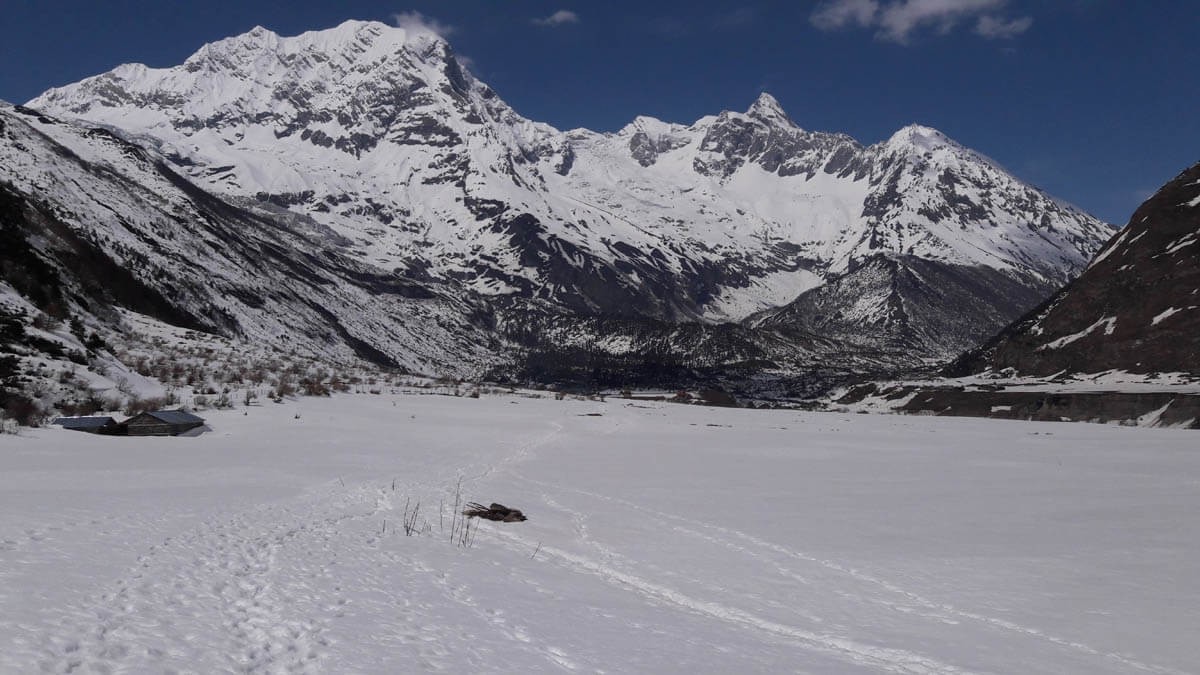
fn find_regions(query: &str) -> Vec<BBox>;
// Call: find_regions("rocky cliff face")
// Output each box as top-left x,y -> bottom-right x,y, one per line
948,162 -> 1200,378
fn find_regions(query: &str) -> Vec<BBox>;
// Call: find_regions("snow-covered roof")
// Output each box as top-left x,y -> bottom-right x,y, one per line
139,410 -> 205,425
52,416 -> 117,429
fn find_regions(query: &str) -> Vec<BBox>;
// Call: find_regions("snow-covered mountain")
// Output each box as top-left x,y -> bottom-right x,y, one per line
948,161 -> 1200,378
0,103 -> 499,377
30,22 -> 1107,314
10,19 -> 1114,391
752,254 -> 1054,363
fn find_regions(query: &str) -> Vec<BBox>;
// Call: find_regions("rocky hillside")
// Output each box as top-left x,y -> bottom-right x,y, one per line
948,162 -> 1200,378
0,103 -> 499,376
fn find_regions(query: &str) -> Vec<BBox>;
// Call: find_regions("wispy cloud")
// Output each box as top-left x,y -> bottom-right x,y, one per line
533,10 -> 580,27
974,14 -> 1033,39
1132,187 -> 1158,203
392,11 -> 455,38
811,0 -> 879,31
811,0 -> 1032,44
455,53 -> 475,70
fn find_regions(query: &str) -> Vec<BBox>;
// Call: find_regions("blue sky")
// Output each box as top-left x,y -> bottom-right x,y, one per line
2,0 -> 1196,224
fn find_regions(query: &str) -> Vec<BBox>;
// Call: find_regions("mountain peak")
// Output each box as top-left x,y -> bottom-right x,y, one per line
883,123 -> 954,154
307,18 -> 439,47
177,20 -> 440,75
619,115 -> 681,137
746,92 -> 792,126
202,23 -> 281,52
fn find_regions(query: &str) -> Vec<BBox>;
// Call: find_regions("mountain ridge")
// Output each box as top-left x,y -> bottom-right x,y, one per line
29,20 -> 1110,318
5,19 -> 1117,396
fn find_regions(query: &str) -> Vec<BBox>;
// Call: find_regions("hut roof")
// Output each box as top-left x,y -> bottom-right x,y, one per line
137,410 -> 205,425
52,416 -> 117,430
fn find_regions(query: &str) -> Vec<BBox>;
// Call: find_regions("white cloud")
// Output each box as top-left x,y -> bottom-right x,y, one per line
878,0 -> 1004,42
392,11 -> 455,38
533,10 -> 580,27
455,53 -> 475,70
811,0 -> 1031,43
975,14 -> 1033,39
1132,187 -> 1157,203
811,0 -> 879,31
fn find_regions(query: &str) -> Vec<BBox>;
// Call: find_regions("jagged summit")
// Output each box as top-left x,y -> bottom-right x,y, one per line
36,19 -> 468,121
614,92 -> 799,144
745,92 -> 794,126
191,19 -> 440,58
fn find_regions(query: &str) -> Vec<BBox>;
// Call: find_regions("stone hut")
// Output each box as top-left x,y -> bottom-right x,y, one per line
124,410 -> 206,436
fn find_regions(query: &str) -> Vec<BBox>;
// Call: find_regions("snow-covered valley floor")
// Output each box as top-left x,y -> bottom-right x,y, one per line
2,394 -> 1198,674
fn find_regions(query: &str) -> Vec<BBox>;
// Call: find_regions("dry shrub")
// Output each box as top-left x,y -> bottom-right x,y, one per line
3,395 -> 44,427
300,378 -> 330,396
125,396 -> 168,416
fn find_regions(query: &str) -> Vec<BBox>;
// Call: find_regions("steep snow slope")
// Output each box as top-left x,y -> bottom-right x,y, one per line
30,20 -> 1111,325
2,394 -> 1198,673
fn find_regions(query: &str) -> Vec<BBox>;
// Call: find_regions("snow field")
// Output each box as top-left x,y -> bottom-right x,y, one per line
1,393 -> 1198,673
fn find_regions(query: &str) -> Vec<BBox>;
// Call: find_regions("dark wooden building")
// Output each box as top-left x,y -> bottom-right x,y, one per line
52,416 -> 118,433
124,410 -> 206,436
